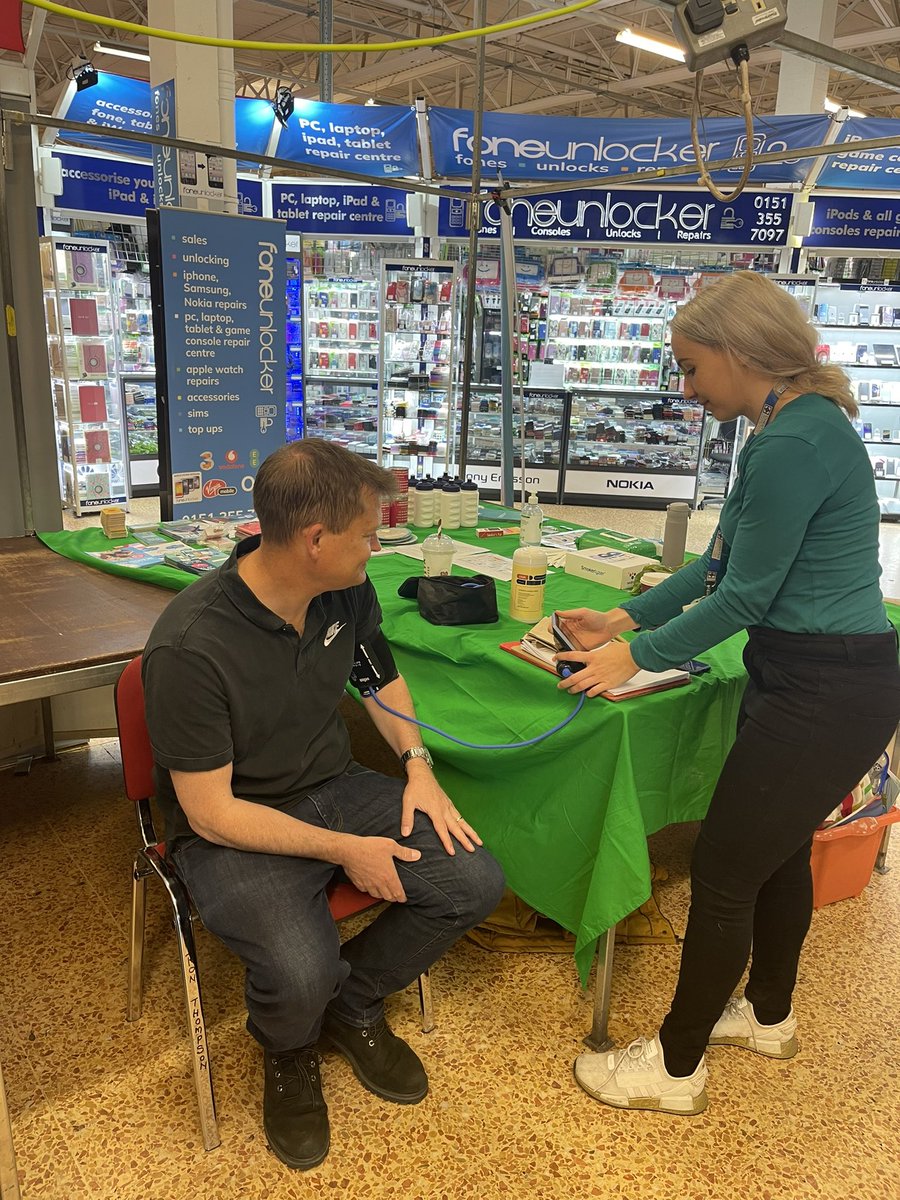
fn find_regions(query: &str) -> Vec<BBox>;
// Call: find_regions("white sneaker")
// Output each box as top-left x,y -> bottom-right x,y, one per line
573,1035 -> 708,1116
708,995 -> 798,1059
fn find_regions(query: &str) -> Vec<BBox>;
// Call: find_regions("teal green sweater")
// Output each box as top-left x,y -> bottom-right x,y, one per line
622,393 -> 890,672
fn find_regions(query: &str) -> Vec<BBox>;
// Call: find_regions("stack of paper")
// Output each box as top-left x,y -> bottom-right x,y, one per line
100,507 -> 127,539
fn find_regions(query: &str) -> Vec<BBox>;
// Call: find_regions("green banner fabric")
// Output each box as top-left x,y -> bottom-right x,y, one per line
36,524 -> 898,983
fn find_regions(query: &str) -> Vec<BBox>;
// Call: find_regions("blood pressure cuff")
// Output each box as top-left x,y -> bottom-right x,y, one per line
397,574 -> 499,626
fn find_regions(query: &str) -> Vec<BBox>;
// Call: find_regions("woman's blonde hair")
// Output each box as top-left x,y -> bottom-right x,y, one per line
670,271 -> 857,419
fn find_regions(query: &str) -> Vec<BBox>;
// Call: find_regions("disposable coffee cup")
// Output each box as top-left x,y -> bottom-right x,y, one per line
421,531 -> 454,577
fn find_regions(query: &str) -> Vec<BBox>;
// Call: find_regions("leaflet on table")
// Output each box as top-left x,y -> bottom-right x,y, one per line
391,539 -> 482,562
86,543 -> 172,568
163,546 -> 230,573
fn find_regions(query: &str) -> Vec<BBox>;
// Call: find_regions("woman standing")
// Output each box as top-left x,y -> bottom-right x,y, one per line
558,272 -> 900,1116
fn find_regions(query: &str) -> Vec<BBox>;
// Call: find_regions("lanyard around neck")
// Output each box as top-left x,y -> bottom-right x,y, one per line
703,384 -> 788,597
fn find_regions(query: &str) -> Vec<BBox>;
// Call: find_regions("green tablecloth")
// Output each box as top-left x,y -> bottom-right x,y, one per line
44,521 -> 895,982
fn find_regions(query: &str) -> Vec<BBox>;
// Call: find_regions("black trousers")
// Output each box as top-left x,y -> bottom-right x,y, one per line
658,625 -> 900,1078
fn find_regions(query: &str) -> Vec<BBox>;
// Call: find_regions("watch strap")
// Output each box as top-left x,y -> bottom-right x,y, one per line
399,746 -> 433,769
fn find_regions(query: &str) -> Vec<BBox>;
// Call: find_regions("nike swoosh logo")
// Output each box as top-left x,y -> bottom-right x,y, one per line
323,621 -> 346,647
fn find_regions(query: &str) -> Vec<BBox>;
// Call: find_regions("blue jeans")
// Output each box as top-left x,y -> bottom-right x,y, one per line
172,763 -> 505,1053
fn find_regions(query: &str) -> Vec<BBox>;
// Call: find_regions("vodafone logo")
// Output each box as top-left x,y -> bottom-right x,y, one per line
203,479 -> 238,498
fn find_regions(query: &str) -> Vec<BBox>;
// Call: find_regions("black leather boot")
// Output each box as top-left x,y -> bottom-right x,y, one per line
263,1046 -> 329,1170
320,1012 -> 428,1104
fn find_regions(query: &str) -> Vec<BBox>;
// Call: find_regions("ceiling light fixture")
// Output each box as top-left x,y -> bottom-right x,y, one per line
93,40 -> 150,63
615,28 -> 686,63
273,86 -> 295,127
824,97 -> 867,118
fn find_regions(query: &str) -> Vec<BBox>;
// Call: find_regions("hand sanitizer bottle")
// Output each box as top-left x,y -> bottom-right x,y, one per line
519,493 -> 543,547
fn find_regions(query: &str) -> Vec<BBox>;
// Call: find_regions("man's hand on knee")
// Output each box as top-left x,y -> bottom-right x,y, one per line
340,835 -> 421,903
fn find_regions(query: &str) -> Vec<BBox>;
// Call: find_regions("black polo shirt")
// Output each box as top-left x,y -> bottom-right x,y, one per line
142,535 -> 382,845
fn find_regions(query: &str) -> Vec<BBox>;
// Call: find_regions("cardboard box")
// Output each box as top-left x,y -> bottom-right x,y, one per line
565,547 -> 657,590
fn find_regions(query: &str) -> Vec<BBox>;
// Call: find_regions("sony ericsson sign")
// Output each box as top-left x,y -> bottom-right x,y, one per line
428,108 -> 828,183
439,188 -> 793,246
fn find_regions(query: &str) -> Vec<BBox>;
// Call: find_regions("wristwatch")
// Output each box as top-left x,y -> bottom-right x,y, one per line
399,746 -> 434,770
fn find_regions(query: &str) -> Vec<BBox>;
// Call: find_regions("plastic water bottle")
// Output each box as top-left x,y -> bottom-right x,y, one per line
519,492 -> 543,546
460,478 -> 479,527
661,501 -> 690,569
509,544 -> 548,622
439,480 -> 461,529
412,479 -> 435,528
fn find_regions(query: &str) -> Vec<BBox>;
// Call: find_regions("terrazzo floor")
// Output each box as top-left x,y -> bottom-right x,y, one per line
4,498 -> 896,1199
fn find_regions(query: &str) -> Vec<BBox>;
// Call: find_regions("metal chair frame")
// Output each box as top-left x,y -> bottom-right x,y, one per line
116,655 -> 434,1153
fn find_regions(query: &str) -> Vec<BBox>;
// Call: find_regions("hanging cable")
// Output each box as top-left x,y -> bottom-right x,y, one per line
690,47 -> 754,204
24,0 -> 608,55
366,688 -> 587,751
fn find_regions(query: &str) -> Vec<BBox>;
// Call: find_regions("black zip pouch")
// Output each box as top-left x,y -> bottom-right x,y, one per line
397,574 -> 499,625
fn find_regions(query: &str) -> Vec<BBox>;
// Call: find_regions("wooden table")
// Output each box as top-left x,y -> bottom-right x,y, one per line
0,536 -> 173,757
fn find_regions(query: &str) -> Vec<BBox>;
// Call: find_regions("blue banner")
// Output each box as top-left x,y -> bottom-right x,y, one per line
818,118 -> 900,189
155,208 -> 286,520
235,96 -> 277,159
152,79 -> 177,205
274,100 -> 418,177
271,182 -> 413,234
427,107 -> 829,183
806,195 -> 900,249
59,72 -> 275,167
51,151 -> 264,221
64,72 -> 154,158
438,188 -> 793,246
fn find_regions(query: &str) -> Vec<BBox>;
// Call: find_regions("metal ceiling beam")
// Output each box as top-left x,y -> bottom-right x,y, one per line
648,0 -> 900,94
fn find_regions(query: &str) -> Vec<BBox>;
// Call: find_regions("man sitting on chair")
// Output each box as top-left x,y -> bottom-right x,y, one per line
142,440 -> 504,1171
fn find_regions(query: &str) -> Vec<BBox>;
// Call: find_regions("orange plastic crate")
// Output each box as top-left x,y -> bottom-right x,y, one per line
811,807 -> 900,908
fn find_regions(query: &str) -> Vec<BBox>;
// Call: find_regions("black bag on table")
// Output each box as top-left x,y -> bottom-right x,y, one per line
397,574 -> 499,626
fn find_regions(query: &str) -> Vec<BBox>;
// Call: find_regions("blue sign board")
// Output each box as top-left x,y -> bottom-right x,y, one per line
154,207 -> 286,520
59,72 -> 276,168
806,196 -> 900,249
427,107 -> 829,184
274,100 -> 419,177
271,182 -> 413,234
818,118 -> 900,190
52,151 -> 263,223
235,96 -> 277,159
63,72 -> 154,158
151,79 -> 178,205
438,188 -> 793,246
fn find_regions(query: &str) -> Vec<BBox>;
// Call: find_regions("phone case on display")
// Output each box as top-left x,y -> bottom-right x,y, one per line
396,280 -> 410,302
424,281 -> 438,303
439,281 -> 452,302
386,281 -> 397,300
80,343 -> 107,377
348,321 -> 358,338
78,384 -> 107,423
69,251 -> 96,286
410,279 -> 425,302
85,430 -> 111,463
69,298 -> 99,336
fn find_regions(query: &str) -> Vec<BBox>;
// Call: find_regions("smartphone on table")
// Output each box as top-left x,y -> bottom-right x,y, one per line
550,612 -> 587,677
